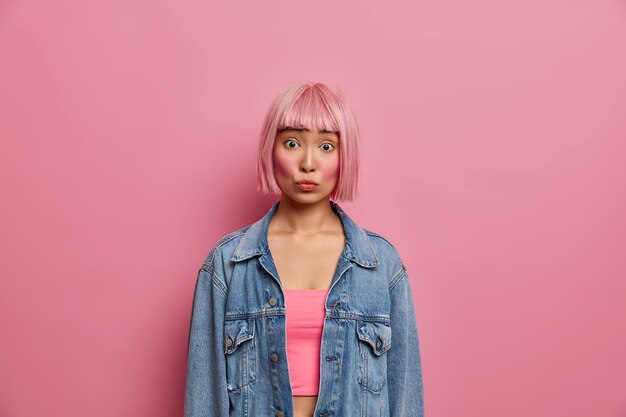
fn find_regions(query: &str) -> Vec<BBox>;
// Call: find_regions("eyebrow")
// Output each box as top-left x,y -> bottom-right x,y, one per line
280,126 -> 338,134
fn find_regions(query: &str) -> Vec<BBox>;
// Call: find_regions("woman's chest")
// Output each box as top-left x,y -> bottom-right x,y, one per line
224,250 -> 390,322
267,232 -> 345,290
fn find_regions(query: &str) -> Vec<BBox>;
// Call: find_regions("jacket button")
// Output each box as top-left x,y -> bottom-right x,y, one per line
225,336 -> 233,348
269,297 -> 277,306
275,411 -> 285,417
271,353 -> 279,362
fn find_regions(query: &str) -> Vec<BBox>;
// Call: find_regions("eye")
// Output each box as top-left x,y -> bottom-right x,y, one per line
321,143 -> 335,152
284,139 -> 299,148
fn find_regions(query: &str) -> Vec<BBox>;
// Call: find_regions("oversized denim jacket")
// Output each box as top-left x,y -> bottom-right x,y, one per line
184,200 -> 424,417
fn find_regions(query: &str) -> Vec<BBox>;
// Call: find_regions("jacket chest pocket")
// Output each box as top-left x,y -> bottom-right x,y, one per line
356,320 -> 391,392
224,318 -> 257,391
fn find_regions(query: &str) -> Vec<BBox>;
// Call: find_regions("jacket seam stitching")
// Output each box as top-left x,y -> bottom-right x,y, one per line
200,229 -> 248,293
199,264 -> 227,296
211,269 -> 228,296
389,264 -> 407,292
225,310 -> 390,322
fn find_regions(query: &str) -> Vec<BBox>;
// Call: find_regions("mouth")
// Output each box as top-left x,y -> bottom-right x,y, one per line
296,181 -> 318,191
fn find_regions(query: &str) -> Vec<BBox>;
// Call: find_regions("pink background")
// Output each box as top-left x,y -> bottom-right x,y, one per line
1,0 -> 625,416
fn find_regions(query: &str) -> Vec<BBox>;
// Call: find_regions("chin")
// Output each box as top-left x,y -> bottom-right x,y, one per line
284,191 -> 330,204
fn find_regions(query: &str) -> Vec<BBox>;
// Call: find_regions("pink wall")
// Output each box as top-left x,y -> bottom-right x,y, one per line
1,0 -> 625,416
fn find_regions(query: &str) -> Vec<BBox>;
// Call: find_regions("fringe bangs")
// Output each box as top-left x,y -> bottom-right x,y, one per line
277,87 -> 340,134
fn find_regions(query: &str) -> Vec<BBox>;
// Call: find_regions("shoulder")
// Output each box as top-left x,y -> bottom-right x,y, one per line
363,228 -> 402,259
201,225 -> 250,269
362,228 -> 412,293
363,228 -> 398,250
362,228 -> 406,275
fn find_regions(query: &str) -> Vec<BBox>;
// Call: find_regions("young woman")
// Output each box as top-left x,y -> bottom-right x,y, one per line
184,82 -> 424,417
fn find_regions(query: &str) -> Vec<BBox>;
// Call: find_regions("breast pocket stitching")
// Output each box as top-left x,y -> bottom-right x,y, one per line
356,320 -> 391,393
224,318 -> 257,391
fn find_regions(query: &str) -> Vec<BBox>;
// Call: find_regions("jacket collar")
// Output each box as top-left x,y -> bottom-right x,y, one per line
230,200 -> 379,268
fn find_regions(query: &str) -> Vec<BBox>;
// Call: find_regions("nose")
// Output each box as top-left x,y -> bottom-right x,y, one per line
300,147 -> 316,172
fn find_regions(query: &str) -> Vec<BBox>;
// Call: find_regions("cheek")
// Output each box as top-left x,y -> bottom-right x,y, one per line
273,149 -> 293,176
319,158 -> 340,179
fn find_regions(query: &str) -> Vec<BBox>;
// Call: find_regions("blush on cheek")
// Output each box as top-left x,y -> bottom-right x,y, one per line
273,149 -> 292,177
319,159 -> 340,181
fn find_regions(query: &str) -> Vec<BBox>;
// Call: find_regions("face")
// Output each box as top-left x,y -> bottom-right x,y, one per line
273,127 -> 340,204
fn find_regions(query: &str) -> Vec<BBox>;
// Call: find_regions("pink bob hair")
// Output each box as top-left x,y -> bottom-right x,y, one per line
256,82 -> 361,202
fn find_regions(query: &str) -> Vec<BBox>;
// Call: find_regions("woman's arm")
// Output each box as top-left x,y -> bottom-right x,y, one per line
387,265 -> 425,417
184,263 -> 229,417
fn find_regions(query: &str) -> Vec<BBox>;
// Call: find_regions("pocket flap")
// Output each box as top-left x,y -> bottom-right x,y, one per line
356,320 -> 391,356
224,319 -> 254,355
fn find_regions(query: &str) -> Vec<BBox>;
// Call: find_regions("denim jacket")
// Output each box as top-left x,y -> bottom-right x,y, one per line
184,200 -> 424,417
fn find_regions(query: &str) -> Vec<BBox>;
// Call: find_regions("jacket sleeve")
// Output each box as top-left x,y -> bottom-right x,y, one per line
184,263 -> 229,417
387,265 -> 425,417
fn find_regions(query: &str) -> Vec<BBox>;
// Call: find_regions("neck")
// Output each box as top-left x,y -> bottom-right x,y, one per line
269,197 -> 338,236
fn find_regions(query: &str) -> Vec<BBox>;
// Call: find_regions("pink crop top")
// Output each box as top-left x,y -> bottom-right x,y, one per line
284,289 -> 329,396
